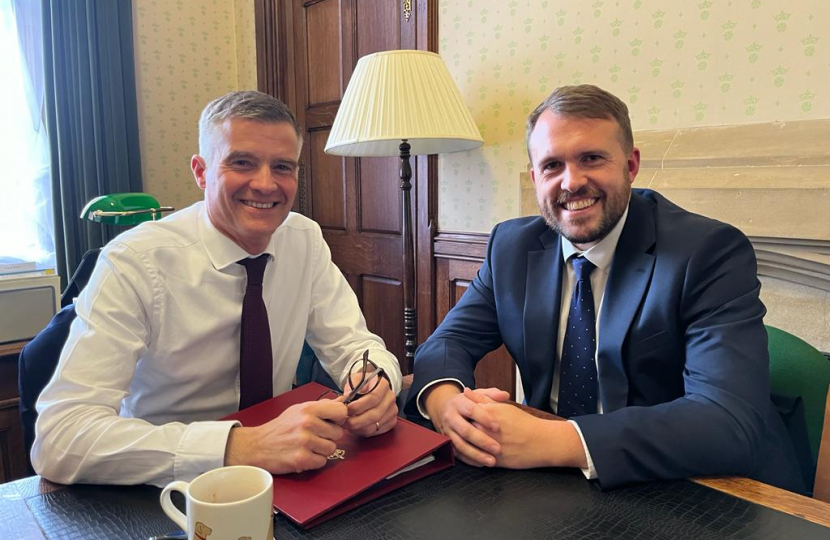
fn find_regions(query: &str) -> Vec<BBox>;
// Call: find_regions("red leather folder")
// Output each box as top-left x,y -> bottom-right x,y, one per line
222,382 -> 454,528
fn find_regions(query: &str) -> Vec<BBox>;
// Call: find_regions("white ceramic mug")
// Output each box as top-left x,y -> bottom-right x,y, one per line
160,466 -> 274,540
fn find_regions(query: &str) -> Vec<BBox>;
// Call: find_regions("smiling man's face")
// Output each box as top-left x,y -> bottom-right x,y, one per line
191,118 -> 301,254
528,110 -> 640,250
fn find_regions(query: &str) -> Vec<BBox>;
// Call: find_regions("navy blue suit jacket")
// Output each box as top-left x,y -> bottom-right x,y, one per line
407,189 -> 803,492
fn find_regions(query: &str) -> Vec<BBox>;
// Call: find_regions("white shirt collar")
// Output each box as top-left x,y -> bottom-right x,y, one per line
561,201 -> 630,273
197,202 -> 277,271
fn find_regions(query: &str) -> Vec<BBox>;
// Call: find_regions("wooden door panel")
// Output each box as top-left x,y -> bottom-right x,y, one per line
304,104 -> 337,126
437,258 -> 516,398
355,0 -> 401,57
361,276 -> 405,363
358,158 -> 401,234
286,0 -> 427,374
323,234 -> 402,276
308,130 -> 346,230
305,0 -> 341,105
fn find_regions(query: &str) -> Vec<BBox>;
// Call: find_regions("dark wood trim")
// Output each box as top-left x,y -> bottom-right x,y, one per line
255,0 -> 296,111
434,231 -> 489,261
0,340 -> 29,358
415,0 -> 439,343
814,388 -> 830,503
0,397 -> 19,409
434,256 -> 516,397
0,343 -> 28,482
254,0 -> 282,98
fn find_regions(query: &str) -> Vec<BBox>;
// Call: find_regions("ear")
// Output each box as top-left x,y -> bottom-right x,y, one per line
191,155 -> 207,190
529,165 -> 538,186
626,147 -> 641,184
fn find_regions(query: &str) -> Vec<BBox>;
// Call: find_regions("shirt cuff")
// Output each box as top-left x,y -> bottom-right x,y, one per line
416,378 -> 465,419
173,420 -> 241,485
568,419 -> 598,480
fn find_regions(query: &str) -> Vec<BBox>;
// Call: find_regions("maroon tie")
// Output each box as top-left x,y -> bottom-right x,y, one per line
237,254 -> 272,409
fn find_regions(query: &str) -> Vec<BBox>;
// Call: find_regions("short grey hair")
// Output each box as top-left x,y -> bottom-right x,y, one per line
198,91 -> 302,158
526,84 -> 633,162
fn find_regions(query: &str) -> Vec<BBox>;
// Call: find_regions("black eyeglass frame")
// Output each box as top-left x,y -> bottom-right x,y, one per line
317,350 -> 387,405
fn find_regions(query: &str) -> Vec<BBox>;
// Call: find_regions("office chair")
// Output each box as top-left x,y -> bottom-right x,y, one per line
295,341 -> 337,390
60,248 -> 102,307
17,304 -> 78,471
19,247 -> 100,471
767,325 -> 830,499
19,249 -> 102,470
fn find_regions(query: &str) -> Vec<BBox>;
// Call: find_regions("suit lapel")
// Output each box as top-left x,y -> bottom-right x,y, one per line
597,194 -> 656,412
522,229 -> 562,409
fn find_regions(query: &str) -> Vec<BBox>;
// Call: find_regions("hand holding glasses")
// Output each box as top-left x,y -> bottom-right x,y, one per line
318,350 -> 387,404
317,349 -> 397,437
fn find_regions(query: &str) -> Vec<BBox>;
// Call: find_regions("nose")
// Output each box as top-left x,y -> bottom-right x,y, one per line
249,165 -> 278,193
560,164 -> 588,193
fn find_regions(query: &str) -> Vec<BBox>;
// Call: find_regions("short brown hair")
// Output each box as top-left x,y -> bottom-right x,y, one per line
198,91 -> 302,159
526,85 -> 633,162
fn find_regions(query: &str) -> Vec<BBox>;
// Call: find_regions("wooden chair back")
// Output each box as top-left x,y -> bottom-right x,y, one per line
813,385 -> 830,502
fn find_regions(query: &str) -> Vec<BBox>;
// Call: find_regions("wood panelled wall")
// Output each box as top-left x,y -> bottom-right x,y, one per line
255,0 -> 439,375
253,1 -> 513,390
434,232 -> 516,398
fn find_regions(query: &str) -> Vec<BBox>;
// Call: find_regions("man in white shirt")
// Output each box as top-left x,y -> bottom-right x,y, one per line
405,84 -> 803,493
33,91 -> 402,487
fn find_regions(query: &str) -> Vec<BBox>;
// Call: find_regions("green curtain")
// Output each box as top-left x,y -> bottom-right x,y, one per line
42,0 -> 143,287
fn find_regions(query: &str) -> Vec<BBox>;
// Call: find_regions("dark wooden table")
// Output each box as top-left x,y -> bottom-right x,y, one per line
2,464 -> 829,540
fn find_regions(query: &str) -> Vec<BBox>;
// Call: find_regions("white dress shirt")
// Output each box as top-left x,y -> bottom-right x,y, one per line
33,202 -> 401,487
416,204 -> 630,480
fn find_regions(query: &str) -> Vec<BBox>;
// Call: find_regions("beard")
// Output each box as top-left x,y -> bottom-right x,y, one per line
539,171 -> 631,246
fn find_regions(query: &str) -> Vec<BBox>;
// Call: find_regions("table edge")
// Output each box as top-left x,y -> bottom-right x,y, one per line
694,476 -> 830,528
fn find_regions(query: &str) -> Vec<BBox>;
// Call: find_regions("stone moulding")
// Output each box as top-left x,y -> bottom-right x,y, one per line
751,237 -> 830,293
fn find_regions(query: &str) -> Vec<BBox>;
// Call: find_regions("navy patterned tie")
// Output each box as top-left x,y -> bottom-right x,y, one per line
557,256 -> 598,418
238,254 -> 273,409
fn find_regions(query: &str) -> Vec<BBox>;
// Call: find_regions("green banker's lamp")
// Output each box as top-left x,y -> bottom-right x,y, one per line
60,194 -> 175,305
80,193 -> 174,226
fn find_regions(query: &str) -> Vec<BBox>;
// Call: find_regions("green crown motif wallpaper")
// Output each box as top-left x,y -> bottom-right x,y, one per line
438,0 -> 830,232
132,0 -> 256,211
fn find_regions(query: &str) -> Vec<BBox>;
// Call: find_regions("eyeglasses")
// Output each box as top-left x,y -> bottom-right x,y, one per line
317,350 -> 386,404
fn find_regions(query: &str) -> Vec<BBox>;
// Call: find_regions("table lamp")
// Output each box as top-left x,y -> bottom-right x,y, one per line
80,193 -> 174,226
325,50 -> 483,368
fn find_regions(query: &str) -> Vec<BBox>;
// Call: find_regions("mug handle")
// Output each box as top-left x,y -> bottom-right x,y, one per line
160,480 -> 189,531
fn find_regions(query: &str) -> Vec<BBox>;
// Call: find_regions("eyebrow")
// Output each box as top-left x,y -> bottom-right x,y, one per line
275,158 -> 299,168
578,149 -> 611,159
223,151 -> 257,163
538,148 -> 609,162
223,151 -> 298,168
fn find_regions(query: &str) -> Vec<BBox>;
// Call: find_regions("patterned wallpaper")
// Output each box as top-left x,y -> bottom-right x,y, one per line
438,0 -> 830,232
234,0 -> 258,91
132,0 -> 257,211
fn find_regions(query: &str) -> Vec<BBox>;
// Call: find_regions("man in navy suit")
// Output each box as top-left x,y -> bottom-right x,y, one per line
406,85 -> 803,492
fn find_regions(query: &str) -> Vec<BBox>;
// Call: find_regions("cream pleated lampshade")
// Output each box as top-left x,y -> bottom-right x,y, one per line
325,50 -> 483,157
